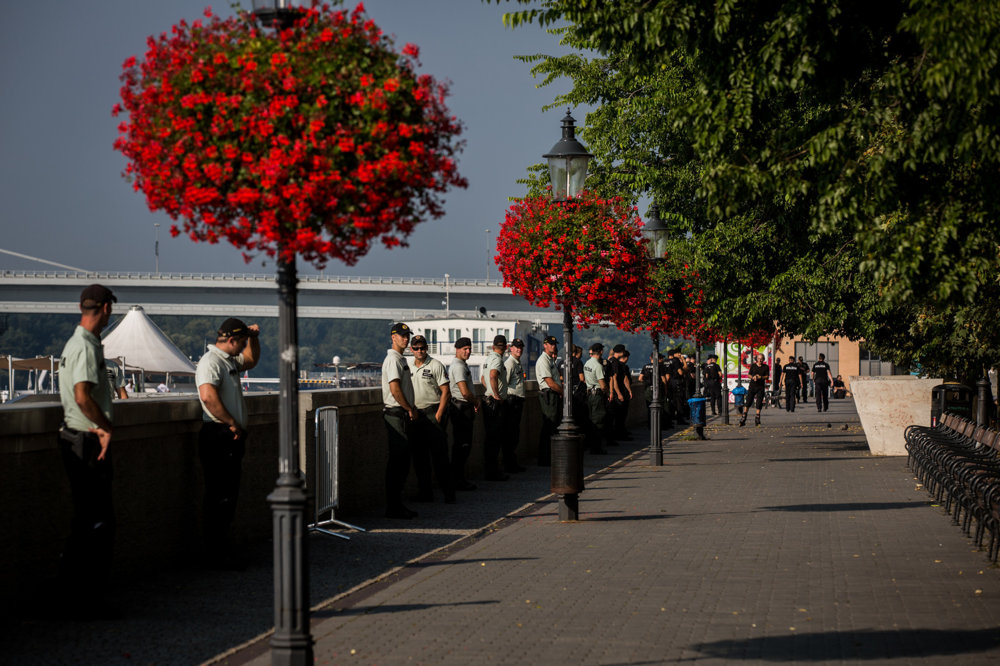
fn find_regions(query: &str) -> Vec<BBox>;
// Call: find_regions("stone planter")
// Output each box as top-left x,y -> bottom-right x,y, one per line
850,375 -> 941,456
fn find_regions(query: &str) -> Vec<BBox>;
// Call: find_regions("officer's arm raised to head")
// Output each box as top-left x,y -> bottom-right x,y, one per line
241,325 -> 261,371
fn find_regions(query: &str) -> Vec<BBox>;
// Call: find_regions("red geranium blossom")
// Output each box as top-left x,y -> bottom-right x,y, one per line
114,2 -> 466,268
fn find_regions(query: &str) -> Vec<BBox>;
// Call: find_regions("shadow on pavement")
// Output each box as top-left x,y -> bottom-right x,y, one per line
693,627 -> 1000,661
313,599 -> 498,618
760,501 -> 927,513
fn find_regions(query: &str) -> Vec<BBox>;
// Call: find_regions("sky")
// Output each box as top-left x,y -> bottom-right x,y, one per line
0,0 -> 580,280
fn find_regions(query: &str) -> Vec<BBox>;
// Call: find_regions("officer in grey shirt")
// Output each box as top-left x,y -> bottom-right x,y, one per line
56,284 -> 117,616
408,335 -> 455,503
584,343 -> 612,454
502,338 -> 527,473
382,322 -> 418,519
535,335 -> 562,466
448,337 -> 478,491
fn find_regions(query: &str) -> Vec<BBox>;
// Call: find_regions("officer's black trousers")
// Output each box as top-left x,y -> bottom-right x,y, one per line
382,409 -> 412,510
481,398 -> 505,475
448,400 -> 475,483
503,396 -> 524,469
537,389 -> 561,466
412,407 -> 454,499
58,428 -> 115,599
785,384 -> 798,411
815,383 -> 830,411
198,421 -> 247,552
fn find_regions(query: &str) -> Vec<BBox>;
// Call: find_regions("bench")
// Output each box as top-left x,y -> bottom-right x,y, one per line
905,412 -> 1000,562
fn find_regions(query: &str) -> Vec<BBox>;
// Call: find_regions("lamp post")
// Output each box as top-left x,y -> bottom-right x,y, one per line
641,203 -> 669,466
544,111 -> 592,521
251,2 -> 312,665
332,355 -> 340,389
153,223 -> 160,274
722,337 -> 730,425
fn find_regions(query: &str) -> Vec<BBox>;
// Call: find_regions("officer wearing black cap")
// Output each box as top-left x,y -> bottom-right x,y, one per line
583,342 -> 613,453
535,335 -> 561,466
195,316 -> 260,568
448,336 -> 478,490
56,284 -> 118,614
408,335 -> 455,503
382,322 -> 418,518
481,334 -> 509,480
667,348 -> 688,425
502,338 -> 528,473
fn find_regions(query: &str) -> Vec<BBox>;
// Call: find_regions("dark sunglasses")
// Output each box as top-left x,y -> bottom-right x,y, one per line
411,346 -> 428,351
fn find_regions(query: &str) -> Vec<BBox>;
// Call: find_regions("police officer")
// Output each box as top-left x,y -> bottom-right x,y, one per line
812,353 -> 833,412
196,316 -> 260,568
667,348 -> 688,425
448,337 -> 478,491
584,343 -> 613,454
482,335 -> 509,480
611,345 -> 633,440
771,356 -> 783,407
535,335 -> 562,466
797,356 -> 810,402
570,344 -> 589,429
381,322 -> 418,519
781,355 -> 800,412
703,354 -> 723,415
105,359 -> 128,399
408,335 -> 455,503
56,284 -> 118,616
503,338 -> 528,473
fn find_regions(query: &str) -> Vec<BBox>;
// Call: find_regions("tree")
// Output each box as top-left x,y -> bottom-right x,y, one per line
493,0 -> 1000,379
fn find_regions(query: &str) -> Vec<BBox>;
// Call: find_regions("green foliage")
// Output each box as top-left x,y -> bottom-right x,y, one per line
492,0 -> 1000,378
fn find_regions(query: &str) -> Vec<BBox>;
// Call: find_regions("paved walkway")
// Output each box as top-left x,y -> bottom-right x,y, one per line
9,398 -> 1000,664
214,398 -> 1000,665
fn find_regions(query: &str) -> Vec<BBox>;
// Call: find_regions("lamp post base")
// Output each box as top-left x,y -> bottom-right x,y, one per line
550,420 -> 584,521
268,481 -> 312,666
558,493 -> 579,521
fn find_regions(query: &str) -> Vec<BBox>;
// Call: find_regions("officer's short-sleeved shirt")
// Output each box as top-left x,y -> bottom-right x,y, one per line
704,364 -> 722,385
449,357 -> 472,403
196,344 -> 249,428
483,351 -> 508,399
409,356 -> 448,409
535,353 -> 561,389
505,355 -> 525,398
382,348 -> 414,408
812,361 -> 832,385
584,356 -> 605,389
59,325 -> 114,432
782,364 -> 801,386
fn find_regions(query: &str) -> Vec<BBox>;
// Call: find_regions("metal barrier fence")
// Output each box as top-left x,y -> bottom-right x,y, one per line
309,406 -> 364,540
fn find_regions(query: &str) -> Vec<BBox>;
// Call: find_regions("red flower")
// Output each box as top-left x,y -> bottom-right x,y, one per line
114,3 -> 466,268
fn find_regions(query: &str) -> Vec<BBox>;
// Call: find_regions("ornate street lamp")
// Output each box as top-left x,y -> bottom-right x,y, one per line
252,2 -> 312,665
545,111 -> 592,521
641,203 -> 669,466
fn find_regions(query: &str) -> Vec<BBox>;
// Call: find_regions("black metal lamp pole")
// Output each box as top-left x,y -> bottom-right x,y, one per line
252,2 -> 312,664
544,111 -> 591,521
722,337 -> 730,425
641,203 -> 669,466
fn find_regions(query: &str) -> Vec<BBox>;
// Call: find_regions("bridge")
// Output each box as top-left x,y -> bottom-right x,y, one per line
0,270 -> 562,323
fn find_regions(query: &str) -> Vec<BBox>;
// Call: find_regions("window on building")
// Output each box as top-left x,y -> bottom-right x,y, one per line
794,341 -> 839,379
859,344 -> 896,376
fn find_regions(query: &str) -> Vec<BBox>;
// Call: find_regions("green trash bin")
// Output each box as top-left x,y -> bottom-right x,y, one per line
930,382 -> 973,426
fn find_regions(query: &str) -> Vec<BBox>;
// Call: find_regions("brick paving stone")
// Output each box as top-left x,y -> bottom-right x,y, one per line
227,399 -> 1000,665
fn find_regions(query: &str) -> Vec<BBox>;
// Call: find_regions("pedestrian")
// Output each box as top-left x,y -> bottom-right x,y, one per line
812,353 -> 833,412
667,348 -> 688,425
56,284 -> 118,617
771,355 -> 783,407
503,338 -> 528,473
583,343 -> 614,453
535,335 -> 562,466
781,356 -> 800,412
408,335 -> 455,503
195,316 -> 260,568
741,353 -> 768,427
570,344 -> 588,428
481,335 -> 509,480
381,322 -> 419,519
448,337 -> 478,491
833,374 -> 848,399
703,354 -> 723,415
797,356 -> 810,402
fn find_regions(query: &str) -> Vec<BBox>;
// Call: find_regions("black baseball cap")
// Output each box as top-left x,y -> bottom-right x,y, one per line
510,338 -> 525,349
543,335 -> 558,345
612,344 -> 626,354
493,334 -> 507,346
411,335 -> 427,346
391,322 -> 411,336
589,343 -> 603,353
454,337 -> 471,349
80,284 -> 117,309
218,317 -> 257,338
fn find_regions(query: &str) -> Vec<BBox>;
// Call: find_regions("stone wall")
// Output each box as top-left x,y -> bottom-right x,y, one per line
0,382 -> 648,612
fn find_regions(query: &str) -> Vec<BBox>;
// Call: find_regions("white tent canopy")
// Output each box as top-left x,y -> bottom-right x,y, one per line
102,305 -> 196,375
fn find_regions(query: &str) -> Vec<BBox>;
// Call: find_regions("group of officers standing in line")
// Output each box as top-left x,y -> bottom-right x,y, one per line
380,324 -> 639,519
